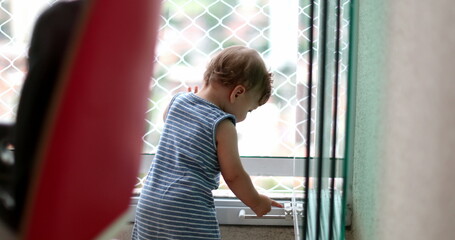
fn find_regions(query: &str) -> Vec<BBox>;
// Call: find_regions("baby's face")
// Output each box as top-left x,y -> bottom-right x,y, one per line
230,89 -> 262,122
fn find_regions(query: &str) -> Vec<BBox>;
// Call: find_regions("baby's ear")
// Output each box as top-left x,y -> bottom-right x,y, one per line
229,85 -> 246,103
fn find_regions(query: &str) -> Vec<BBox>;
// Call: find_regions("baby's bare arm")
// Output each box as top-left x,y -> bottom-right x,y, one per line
216,119 -> 282,216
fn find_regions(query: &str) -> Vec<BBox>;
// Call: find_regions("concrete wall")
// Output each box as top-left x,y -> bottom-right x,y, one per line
346,0 -> 386,239
348,0 -> 455,239
379,0 -> 455,239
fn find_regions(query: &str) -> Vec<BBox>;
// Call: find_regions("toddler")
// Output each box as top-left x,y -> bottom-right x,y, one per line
132,46 -> 282,239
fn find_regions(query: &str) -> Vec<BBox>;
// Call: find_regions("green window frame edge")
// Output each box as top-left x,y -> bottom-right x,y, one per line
341,0 -> 359,235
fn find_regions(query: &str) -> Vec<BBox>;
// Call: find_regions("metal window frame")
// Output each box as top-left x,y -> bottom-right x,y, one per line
129,155 -> 350,226
130,155 -> 301,226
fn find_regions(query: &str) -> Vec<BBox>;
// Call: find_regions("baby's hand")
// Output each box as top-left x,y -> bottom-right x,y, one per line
187,86 -> 199,93
251,194 -> 284,217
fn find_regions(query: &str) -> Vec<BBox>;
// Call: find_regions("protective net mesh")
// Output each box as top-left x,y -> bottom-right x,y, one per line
0,0 -> 350,198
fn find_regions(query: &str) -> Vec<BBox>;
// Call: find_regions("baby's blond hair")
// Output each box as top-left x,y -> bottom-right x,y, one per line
203,46 -> 272,105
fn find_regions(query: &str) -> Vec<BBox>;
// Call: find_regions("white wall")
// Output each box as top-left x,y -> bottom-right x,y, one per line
348,0 -> 455,239
379,0 -> 455,239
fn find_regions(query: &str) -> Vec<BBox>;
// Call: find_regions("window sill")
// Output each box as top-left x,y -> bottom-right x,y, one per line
127,197 -> 294,226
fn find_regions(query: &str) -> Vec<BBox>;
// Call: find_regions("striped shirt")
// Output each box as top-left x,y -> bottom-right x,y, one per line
132,92 -> 236,240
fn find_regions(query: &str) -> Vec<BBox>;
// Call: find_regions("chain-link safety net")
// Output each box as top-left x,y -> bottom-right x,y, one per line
0,0 -> 349,202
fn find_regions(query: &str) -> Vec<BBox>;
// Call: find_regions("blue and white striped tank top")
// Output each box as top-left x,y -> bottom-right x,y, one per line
132,92 -> 236,240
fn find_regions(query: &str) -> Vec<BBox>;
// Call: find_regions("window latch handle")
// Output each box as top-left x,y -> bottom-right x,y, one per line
238,202 -> 294,220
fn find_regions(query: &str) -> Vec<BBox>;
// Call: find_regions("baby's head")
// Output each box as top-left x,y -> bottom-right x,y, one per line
203,46 -> 272,106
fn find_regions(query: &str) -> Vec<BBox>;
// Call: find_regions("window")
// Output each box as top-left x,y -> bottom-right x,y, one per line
136,1 -> 355,236
0,0 -> 355,238
140,0 -> 305,208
